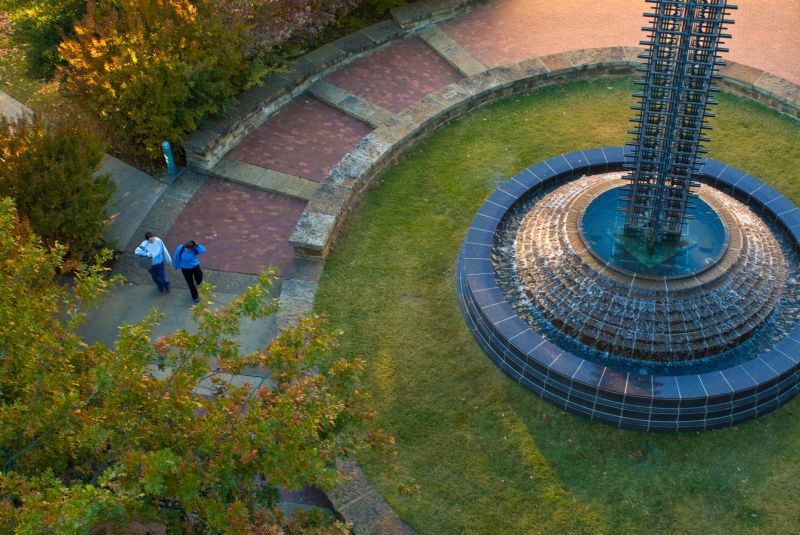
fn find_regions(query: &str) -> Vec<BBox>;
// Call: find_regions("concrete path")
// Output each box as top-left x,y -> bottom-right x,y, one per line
0,88 -> 29,120
79,167 -> 279,361
78,282 -> 277,358
101,154 -> 169,250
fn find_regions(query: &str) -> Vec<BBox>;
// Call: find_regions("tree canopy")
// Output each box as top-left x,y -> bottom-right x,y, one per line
0,198 -> 376,532
0,114 -> 113,260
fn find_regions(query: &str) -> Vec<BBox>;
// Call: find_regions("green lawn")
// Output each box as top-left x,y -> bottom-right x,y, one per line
315,78 -> 800,534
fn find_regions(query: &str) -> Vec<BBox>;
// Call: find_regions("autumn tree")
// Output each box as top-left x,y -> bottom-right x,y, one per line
0,198 -> 376,532
0,114 -> 114,261
0,0 -> 87,78
59,0 -> 261,159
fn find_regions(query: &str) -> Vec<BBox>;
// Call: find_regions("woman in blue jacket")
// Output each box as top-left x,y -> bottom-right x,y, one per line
173,240 -> 206,302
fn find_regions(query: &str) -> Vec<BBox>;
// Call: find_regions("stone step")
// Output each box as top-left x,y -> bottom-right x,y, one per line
307,81 -> 395,128
416,25 -> 487,77
211,158 -> 319,201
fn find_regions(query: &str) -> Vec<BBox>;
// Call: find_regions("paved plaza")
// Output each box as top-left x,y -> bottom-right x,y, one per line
188,0 -> 798,311
2,1 -> 798,532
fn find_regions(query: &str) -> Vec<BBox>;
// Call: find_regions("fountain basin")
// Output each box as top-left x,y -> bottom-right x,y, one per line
457,147 -> 800,431
581,185 -> 728,278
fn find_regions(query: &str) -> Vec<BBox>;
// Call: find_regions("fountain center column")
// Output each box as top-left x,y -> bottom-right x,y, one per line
621,0 -> 736,251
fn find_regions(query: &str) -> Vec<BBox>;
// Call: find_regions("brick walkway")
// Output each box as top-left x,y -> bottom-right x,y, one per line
164,179 -> 306,276
441,0 -> 800,84
228,96 -> 372,183
325,37 -> 463,114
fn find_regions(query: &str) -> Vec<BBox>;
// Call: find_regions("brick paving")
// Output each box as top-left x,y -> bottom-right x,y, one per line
168,0 -> 798,284
228,96 -> 372,182
441,0 -> 800,85
164,179 -> 306,276
325,37 -> 463,114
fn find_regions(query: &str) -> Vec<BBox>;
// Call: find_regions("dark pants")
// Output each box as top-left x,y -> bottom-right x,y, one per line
181,265 -> 203,300
148,261 -> 169,291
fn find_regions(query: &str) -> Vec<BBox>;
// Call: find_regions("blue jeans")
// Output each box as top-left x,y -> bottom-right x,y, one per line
148,261 -> 169,291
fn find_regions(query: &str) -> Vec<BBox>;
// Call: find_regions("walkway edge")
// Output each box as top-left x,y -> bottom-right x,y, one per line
391,0 -> 492,31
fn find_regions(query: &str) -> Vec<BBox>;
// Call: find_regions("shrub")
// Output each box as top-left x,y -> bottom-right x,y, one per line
216,0 -> 360,55
59,0 -> 261,160
0,114 -> 113,260
0,0 -> 87,79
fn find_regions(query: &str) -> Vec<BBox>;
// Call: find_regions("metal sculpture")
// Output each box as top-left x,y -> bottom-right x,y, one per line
622,0 -> 736,250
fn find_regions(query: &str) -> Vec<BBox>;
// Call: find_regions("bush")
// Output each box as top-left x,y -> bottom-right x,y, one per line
59,0 -> 261,160
0,114 -> 113,260
217,0 -> 360,54
0,0 -> 87,79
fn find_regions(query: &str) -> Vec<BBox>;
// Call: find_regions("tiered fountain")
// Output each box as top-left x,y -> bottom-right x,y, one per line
457,0 -> 800,431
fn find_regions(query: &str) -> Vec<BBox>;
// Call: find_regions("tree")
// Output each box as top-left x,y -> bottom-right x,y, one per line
59,0 -> 262,160
0,198 -> 377,532
0,114 -> 114,261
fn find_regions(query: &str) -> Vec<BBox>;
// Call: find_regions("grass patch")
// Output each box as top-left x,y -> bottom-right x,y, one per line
315,77 -> 800,534
0,14 -> 43,103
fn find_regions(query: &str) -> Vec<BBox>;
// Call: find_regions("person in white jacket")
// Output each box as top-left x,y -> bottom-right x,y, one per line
135,231 -> 172,293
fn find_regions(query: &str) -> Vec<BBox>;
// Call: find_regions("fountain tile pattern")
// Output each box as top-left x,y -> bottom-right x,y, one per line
457,148 -> 800,431
512,175 -> 785,361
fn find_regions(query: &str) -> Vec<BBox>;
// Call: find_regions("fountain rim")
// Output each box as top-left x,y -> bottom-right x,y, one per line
457,147 -> 800,431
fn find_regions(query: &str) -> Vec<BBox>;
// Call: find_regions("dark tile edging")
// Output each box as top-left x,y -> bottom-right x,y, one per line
288,47 -> 800,257
458,148 -> 800,432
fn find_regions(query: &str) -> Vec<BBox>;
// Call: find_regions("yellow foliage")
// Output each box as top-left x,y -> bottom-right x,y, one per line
59,0 -> 253,159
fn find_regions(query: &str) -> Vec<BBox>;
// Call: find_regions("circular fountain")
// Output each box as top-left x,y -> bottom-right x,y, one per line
457,148 -> 800,431
458,0 -> 800,431
512,173 -> 785,362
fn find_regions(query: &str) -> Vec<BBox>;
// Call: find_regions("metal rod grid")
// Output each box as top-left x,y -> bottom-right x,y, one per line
622,0 -> 736,248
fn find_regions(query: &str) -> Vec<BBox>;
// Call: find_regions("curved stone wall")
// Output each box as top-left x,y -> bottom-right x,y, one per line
457,148 -> 800,431
288,53 -> 800,259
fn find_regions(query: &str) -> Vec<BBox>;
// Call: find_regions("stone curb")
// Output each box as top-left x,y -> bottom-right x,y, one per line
288,47 -> 800,258
208,158 -> 319,201
391,0 -> 493,31
329,460 -> 416,535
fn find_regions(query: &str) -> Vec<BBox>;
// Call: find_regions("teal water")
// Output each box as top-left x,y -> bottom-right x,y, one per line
581,187 -> 727,278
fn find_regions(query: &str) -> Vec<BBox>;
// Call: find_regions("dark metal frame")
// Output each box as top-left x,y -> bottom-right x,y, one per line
622,0 -> 736,249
